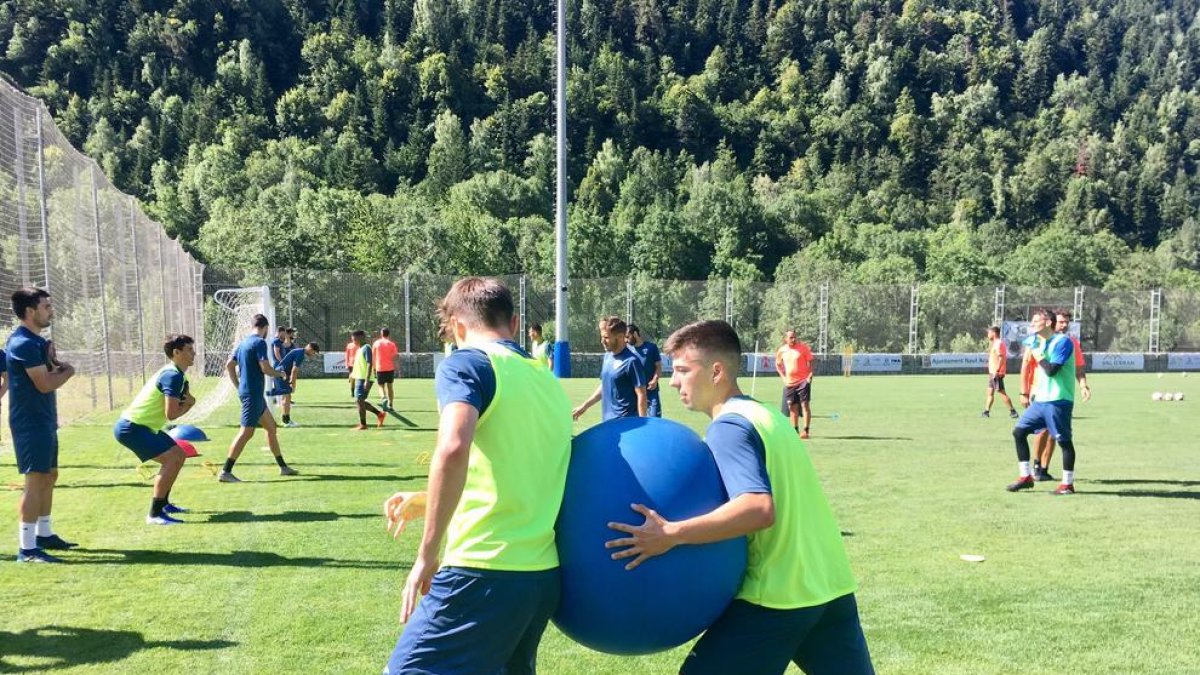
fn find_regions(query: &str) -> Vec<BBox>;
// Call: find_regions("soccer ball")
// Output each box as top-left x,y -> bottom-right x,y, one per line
1151,392 -> 1164,401
1175,392 -> 1185,401
1162,393 -> 1175,401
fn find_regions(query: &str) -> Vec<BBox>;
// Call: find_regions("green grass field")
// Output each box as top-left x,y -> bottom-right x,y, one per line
1,373 -> 1198,674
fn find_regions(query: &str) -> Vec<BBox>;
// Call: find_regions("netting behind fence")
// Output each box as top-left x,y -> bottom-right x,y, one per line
0,79 -> 204,422
217,269 -> 1199,360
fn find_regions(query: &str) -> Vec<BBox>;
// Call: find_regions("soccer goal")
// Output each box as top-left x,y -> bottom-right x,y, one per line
179,286 -> 275,424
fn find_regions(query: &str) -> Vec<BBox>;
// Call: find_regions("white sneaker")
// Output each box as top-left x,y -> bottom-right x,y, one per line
217,471 -> 242,483
146,514 -> 184,525
284,421 -> 300,428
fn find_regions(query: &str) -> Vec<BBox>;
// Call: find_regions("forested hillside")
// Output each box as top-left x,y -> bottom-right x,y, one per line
2,0 -> 1199,288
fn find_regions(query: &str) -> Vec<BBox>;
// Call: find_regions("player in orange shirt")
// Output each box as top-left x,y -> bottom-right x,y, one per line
344,332 -> 358,398
982,326 -> 1018,418
1026,310 -> 1091,481
775,330 -> 815,438
373,328 -> 400,410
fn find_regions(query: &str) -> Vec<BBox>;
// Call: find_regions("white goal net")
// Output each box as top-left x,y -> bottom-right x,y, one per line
180,286 -> 275,424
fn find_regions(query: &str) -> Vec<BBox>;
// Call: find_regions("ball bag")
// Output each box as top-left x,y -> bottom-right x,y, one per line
553,417 -> 747,655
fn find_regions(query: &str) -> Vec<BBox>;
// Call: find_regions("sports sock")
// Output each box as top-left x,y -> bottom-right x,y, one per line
36,516 -> 53,537
1062,470 -> 1074,485
282,414 -> 291,424
223,458 -> 236,474
274,454 -> 288,469
1018,461 -> 1031,478
19,522 -> 36,550
150,498 -> 168,518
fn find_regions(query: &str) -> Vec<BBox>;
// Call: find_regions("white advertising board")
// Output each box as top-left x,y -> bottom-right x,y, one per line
927,353 -> 989,369
1089,353 -> 1145,371
1167,352 -> 1200,371
844,354 -> 902,372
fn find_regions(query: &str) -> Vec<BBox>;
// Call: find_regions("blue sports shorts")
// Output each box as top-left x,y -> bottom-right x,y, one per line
113,418 -> 177,462
239,394 -> 267,428
1014,400 -> 1073,442
384,567 -> 560,675
12,426 -> 58,474
681,594 -> 874,675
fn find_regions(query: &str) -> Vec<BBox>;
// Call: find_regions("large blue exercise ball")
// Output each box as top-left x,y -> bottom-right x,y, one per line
553,417 -> 747,655
167,424 -> 209,443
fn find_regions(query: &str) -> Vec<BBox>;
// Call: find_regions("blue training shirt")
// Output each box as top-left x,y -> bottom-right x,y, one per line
234,334 -> 269,398
706,398 -> 773,498
1046,333 -> 1073,366
6,326 -> 57,431
435,340 -> 530,416
601,346 -> 648,420
633,341 -> 662,394
270,337 -> 286,366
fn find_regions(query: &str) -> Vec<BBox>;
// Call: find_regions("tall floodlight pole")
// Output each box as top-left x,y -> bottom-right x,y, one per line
552,0 -> 572,377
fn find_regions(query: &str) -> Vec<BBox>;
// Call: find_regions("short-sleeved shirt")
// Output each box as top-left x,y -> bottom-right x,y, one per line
601,347 -> 647,420
1068,334 -> 1085,369
6,326 -> 56,430
345,342 -> 358,372
277,348 -> 307,374
435,340 -> 530,415
270,337 -> 286,366
989,338 -> 1007,376
776,343 -> 814,386
234,334 -> 269,398
705,406 -> 772,499
633,341 -> 662,386
122,364 -> 188,430
373,338 -> 399,373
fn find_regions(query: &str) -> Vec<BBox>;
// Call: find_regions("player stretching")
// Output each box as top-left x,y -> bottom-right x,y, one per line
113,334 -> 197,524
267,342 -> 321,427
218,313 -> 298,482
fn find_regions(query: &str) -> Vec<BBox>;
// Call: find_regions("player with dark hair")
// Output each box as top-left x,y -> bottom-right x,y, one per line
218,313 -> 298,482
626,324 -> 663,417
8,288 -> 77,562
608,319 -> 873,674
572,316 -> 647,421
982,326 -> 1018,419
373,328 -> 400,411
350,330 -> 386,430
113,334 -> 198,524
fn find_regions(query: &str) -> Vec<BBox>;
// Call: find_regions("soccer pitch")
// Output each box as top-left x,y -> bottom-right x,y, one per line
1,373 -> 1197,674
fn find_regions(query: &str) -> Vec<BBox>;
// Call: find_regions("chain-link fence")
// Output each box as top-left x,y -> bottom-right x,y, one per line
205,268 -> 1200,357
0,78 -> 204,422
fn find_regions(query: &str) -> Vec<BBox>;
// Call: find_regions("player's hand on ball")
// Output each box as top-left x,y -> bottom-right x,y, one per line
605,503 -> 676,570
384,491 -> 427,538
572,406 -> 586,421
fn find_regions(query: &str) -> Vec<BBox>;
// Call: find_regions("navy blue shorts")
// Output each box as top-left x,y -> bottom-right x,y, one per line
239,394 -> 267,428
113,419 -> 177,462
647,387 -> 662,417
267,377 -> 293,397
681,594 -> 873,675
1014,400 -> 1073,442
12,427 -> 58,474
354,379 -> 373,401
384,567 -> 560,675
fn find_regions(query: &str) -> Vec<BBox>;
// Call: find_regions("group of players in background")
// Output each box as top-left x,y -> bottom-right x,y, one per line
985,308 -> 1091,495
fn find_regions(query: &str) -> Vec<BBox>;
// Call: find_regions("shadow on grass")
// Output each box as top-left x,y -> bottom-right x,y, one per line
56,481 -> 148,490
271,423 -> 438,432
203,510 -> 376,523
1090,479 -> 1200,487
290,473 -> 427,483
1087,489 -> 1200,500
0,626 -> 235,672
70,548 -> 400,569
818,435 -> 914,441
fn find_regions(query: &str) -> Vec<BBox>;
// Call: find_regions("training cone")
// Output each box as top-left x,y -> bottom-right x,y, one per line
168,424 -> 209,443
175,439 -> 200,458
